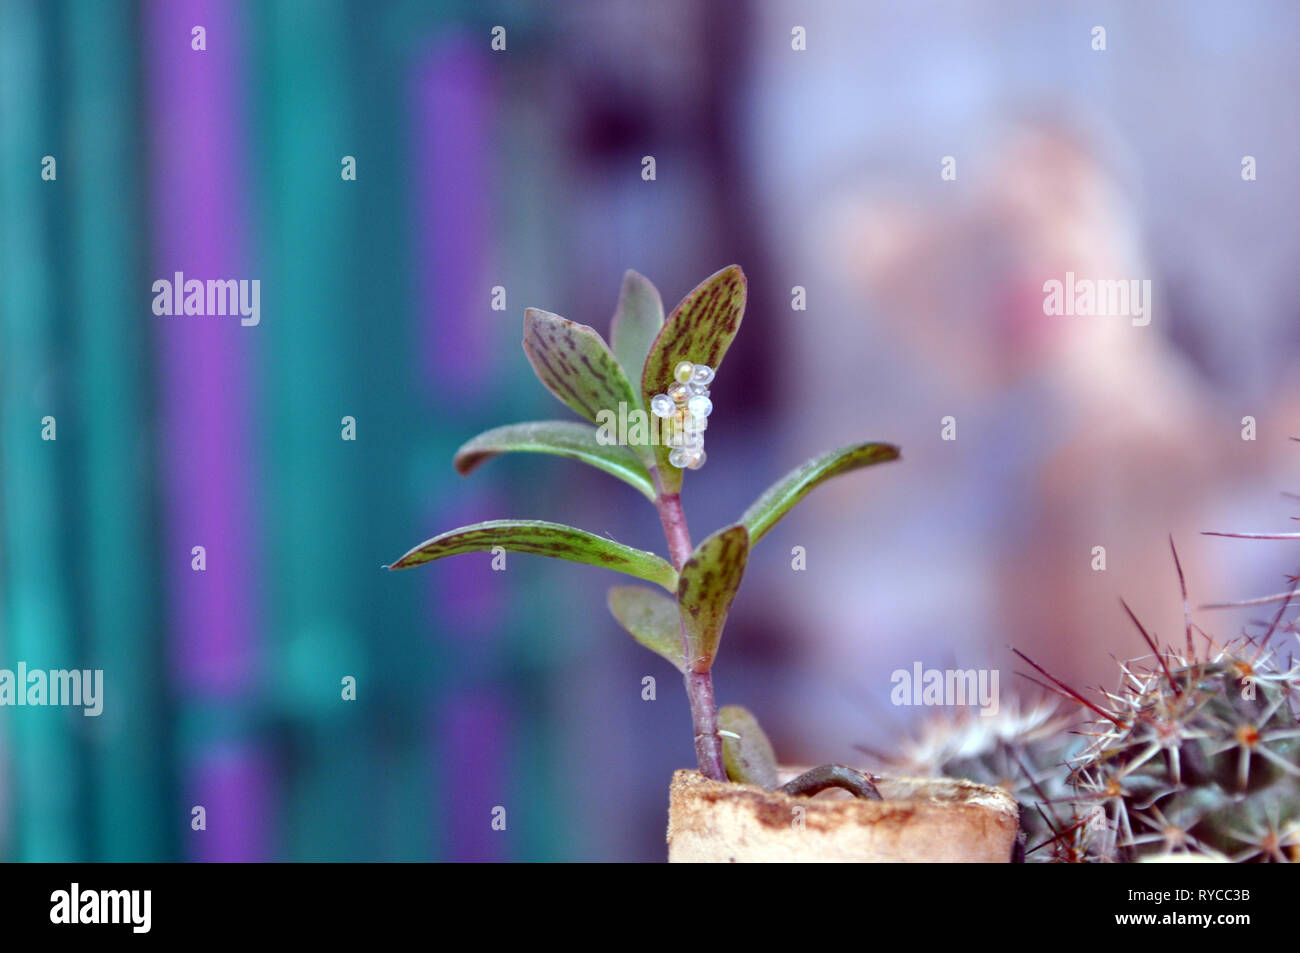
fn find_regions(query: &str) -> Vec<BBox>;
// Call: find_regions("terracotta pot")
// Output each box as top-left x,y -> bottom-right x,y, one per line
667,768 -> 1019,862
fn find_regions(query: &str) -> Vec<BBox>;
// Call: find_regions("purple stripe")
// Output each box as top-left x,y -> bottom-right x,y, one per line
415,35 -> 494,393
440,691 -> 510,861
148,0 -> 263,860
190,746 -> 270,862
414,37 -> 510,861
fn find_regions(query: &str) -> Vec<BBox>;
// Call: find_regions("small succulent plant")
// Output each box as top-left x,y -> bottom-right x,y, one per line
387,266 -> 899,790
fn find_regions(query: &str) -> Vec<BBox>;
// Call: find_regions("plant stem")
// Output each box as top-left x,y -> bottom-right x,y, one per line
653,472 -> 727,782
656,489 -> 694,570
683,670 -> 726,781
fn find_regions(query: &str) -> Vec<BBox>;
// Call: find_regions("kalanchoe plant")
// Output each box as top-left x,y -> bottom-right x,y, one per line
388,266 -> 900,789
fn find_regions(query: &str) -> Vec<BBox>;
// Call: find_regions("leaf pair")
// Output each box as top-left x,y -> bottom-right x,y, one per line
511,266 -> 745,494
390,441 -> 898,615
607,524 -> 749,673
601,441 -> 899,668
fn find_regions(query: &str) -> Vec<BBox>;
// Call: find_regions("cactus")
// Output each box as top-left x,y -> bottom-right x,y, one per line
1023,497 -> 1300,862
1058,633 -> 1300,862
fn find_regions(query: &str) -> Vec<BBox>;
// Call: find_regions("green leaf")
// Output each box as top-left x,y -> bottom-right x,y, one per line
676,524 -> 749,670
740,442 -> 900,545
388,519 -> 677,591
453,420 -> 656,502
640,265 -> 747,493
607,585 -> 685,672
522,308 -> 641,428
718,705 -> 779,789
609,270 -> 664,396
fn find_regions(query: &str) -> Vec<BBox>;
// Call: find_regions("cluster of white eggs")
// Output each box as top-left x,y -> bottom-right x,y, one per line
649,361 -> 714,469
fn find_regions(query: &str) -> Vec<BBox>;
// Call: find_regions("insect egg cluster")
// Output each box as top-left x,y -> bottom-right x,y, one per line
650,361 -> 714,469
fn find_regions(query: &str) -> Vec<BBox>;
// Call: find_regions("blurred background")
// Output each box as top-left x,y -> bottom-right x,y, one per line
1,0 -> 1298,861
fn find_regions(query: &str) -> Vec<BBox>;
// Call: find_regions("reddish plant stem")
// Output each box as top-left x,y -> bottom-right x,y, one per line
684,670 -> 726,781
654,476 -> 727,782
656,490 -> 694,570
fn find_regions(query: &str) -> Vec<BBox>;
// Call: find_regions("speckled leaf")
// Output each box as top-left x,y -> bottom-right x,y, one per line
640,266 -> 747,492
453,420 -> 656,502
740,442 -> 901,545
607,585 -> 685,672
609,270 -> 664,396
388,520 -> 676,591
676,524 -> 749,670
719,705 -> 779,789
523,308 -> 641,427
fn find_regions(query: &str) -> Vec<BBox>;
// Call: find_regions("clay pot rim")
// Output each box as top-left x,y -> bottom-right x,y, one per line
673,768 -> 1019,821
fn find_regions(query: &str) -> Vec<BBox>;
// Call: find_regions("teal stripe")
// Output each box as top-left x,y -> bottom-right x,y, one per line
257,0 -> 367,860
66,0 -> 166,861
0,0 -> 82,861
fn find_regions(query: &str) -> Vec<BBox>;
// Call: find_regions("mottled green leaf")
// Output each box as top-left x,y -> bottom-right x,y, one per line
523,308 -> 641,427
453,420 -> 655,502
607,585 -> 685,672
676,524 -> 749,670
740,442 -> 900,545
719,705 -> 779,789
388,519 -> 676,590
640,266 -> 747,493
609,270 -> 664,396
